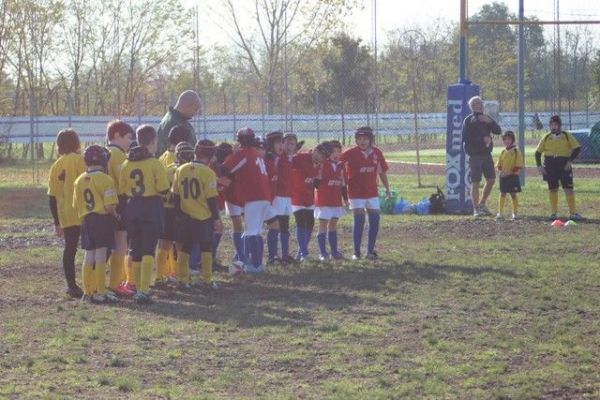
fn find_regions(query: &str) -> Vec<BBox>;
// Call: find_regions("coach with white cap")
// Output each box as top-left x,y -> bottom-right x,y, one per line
157,90 -> 202,154
462,96 -> 502,217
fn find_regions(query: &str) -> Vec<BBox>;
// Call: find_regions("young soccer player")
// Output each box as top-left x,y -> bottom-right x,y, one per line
156,141 -> 195,285
291,141 -> 333,261
535,115 -> 583,221
48,129 -> 87,298
220,143 -> 245,263
105,120 -> 135,296
264,131 -> 294,264
211,142 -> 233,269
495,131 -> 523,221
159,125 -> 190,168
341,126 -> 390,260
172,140 -> 221,288
220,127 -> 271,272
119,125 -> 170,303
73,145 -> 119,303
314,140 -> 347,260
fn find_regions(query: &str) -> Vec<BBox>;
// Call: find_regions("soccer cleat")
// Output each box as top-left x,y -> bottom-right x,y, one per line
473,207 -> 482,218
91,294 -> 107,304
133,292 -> 154,304
190,268 -> 200,277
569,213 -> 584,222
495,213 -> 504,222
80,294 -> 93,303
246,265 -> 264,274
67,286 -> 84,299
352,254 -> 361,261
549,213 -> 558,221
299,255 -> 310,263
366,252 -> 379,261
115,282 -> 135,297
280,255 -> 296,265
103,292 -> 119,303
319,255 -> 330,262
478,204 -> 492,216
511,213 -> 519,221
123,281 -> 137,292
332,252 -> 345,260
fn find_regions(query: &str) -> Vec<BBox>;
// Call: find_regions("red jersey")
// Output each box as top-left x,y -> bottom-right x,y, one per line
223,147 -> 271,204
210,162 -> 226,210
341,146 -> 388,199
265,155 -> 278,201
291,152 -> 317,207
315,160 -> 345,207
276,154 -> 293,197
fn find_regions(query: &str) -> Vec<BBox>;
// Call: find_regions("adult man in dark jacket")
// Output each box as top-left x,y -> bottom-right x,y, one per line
462,96 -> 502,217
157,90 -> 202,154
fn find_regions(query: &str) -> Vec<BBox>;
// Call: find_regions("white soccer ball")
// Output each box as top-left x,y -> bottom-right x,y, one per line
228,260 -> 247,276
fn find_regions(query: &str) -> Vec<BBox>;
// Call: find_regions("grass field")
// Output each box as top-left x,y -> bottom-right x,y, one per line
1,160 -> 600,399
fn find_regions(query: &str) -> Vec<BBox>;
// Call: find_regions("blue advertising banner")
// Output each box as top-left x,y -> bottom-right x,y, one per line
446,83 -> 480,214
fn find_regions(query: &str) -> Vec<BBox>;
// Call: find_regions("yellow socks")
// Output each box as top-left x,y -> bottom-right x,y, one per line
95,262 -> 107,295
498,196 -> 506,214
139,255 -> 154,293
201,252 -> 213,283
108,254 -> 125,290
566,193 -> 576,215
156,248 -> 169,281
168,248 -> 177,276
511,197 -> 519,214
177,252 -> 191,284
82,263 -> 95,296
549,191 -> 559,214
131,261 -> 141,287
125,256 -> 133,283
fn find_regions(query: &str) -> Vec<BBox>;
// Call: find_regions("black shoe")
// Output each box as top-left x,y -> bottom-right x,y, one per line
67,286 -> 83,299
280,255 -> 296,265
366,252 -> 379,261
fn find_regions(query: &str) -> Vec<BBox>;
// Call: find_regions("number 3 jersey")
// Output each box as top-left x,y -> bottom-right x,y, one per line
172,160 -> 219,221
73,170 -> 118,220
222,147 -> 271,204
118,157 -> 170,199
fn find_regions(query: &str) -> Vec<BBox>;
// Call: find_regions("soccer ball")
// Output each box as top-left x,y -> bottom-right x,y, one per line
228,260 -> 247,276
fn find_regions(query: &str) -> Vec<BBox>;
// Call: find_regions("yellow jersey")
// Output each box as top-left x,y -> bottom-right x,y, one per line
172,161 -> 218,221
73,170 -> 118,219
47,153 -> 86,228
106,144 -> 127,187
119,157 -> 170,198
162,163 -> 179,209
159,150 -> 176,168
536,131 -> 580,158
496,146 -> 523,174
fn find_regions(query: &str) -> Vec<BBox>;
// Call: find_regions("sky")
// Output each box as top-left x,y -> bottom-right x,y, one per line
186,0 -> 600,48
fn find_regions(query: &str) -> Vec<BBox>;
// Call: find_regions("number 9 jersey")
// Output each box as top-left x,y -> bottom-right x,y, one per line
73,170 -> 118,220
172,160 -> 219,221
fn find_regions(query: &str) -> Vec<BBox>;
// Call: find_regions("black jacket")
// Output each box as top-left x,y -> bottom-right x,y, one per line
462,112 -> 501,156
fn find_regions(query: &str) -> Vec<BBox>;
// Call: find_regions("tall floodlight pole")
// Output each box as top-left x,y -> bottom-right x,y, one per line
517,0 -> 525,184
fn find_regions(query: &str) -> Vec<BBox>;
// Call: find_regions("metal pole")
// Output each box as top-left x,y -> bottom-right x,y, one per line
459,0 -> 468,82
412,64 -> 422,187
315,92 -> 320,143
29,94 -> 35,184
518,0 -> 526,185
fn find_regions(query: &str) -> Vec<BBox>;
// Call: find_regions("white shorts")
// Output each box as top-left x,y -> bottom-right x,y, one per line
244,200 -> 271,236
348,197 -> 380,210
271,196 -> 292,216
225,201 -> 243,217
314,206 -> 345,220
292,205 -> 315,213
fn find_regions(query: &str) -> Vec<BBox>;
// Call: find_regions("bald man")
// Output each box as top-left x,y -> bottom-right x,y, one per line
157,90 -> 202,154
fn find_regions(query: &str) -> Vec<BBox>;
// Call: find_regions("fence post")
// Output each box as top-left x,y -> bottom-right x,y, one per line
202,96 -> 208,140
261,95 -> 266,135
315,92 -> 320,143
232,93 -> 237,140
67,93 -> 73,128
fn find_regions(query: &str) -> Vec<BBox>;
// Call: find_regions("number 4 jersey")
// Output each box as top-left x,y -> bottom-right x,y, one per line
73,170 -> 118,220
222,147 -> 271,204
172,160 -> 219,221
